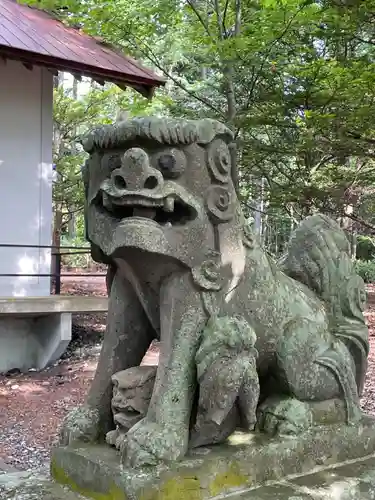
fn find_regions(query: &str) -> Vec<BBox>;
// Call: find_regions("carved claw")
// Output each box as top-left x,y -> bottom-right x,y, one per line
257,396 -> 312,436
59,405 -> 100,446
120,418 -> 188,468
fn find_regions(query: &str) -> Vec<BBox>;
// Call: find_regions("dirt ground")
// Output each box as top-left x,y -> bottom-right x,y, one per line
0,277 -> 374,471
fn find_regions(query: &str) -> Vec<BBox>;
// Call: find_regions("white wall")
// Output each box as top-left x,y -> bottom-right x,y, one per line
0,60 -> 53,297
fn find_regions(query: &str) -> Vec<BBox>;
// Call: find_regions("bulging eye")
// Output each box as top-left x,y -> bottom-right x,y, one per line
155,149 -> 186,179
158,154 -> 176,172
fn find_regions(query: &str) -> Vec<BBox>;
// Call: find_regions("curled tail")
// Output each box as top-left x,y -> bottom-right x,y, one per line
280,213 -> 369,395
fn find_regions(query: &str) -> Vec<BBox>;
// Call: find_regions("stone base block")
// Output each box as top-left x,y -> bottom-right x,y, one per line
0,313 -> 72,372
35,312 -> 72,369
51,415 -> 375,500
0,295 -> 107,372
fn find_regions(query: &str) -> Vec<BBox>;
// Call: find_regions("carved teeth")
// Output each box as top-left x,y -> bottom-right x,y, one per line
163,197 -> 175,213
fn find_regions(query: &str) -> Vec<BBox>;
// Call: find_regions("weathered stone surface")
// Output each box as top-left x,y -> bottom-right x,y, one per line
236,484 -> 314,499
106,366 -> 157,449
191,316 -> 260,449
5,456 -> 375,500
289,455 -> 375,499
58,116 -> 369,469
52,418 -> 375,499
0,470 -> 84,500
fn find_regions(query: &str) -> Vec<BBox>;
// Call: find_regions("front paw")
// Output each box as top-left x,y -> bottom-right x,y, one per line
120,418 -> 188,468
59,405 -> 100,446
257,396 -> 312,436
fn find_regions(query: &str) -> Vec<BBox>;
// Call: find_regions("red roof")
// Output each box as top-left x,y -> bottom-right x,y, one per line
0,0 -> 165,96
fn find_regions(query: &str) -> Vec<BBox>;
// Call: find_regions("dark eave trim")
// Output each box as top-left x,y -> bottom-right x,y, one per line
0,45 -> 165,97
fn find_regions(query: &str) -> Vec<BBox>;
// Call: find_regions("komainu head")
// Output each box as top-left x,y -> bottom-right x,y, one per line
81,117 -> 243,270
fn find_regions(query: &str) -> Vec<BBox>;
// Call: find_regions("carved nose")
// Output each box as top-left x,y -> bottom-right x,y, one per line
111,147 -> 163,192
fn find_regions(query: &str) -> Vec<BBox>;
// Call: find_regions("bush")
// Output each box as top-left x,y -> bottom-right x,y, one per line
60,236 -> 91,269
356,235 -> 375,261
354,260 -> 375,283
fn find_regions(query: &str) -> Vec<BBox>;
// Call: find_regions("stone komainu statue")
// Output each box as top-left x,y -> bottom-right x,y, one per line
60,117 -> 369,468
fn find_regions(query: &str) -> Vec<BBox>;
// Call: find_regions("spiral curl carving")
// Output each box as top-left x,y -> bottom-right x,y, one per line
206,139 -> 231,184
206,185 -> 236,224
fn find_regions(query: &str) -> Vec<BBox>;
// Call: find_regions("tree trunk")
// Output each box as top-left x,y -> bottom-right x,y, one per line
212,0 -> 241,195
51,207 -> 63,293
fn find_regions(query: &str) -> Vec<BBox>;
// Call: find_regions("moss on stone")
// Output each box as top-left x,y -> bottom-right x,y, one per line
52,455 -> 249,500
208,462 -> 248,497
140,475 -> 202,500
140,465 -> 247,500
51,459 -> 127,500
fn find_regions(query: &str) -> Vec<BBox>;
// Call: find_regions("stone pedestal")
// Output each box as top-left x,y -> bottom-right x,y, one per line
0,295 -> 107,372
51,416 -> 375,500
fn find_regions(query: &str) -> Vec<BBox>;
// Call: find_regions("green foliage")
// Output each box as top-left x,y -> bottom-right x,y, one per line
354,260 -> 375,284
263,212 -> 295,256
52,84 -> 112,231
356,235 -> 375,261
23,0 -> 375,237
60,236 -> 90,269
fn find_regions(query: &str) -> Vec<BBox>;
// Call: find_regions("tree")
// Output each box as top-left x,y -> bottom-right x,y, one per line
26,0 -> 321,188
24,0 -> 375,236
240,1 -> 375,230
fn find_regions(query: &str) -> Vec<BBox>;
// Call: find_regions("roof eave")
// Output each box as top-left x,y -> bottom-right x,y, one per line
0,45 -> 165,97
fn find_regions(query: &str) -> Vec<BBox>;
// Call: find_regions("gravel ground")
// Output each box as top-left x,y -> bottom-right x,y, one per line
0,277 -> 374,472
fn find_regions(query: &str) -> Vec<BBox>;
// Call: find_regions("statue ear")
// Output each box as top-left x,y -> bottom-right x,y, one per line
206,138 -> 232,184
205,137 -> 237,225
204,138 -> 245,287
81,157 -> 112,266
206,184 -> 236,224
82,159 -> 92,245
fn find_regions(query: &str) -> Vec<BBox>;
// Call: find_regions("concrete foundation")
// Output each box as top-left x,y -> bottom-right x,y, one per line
51,415 -> 375,500
0,295 -> 108,372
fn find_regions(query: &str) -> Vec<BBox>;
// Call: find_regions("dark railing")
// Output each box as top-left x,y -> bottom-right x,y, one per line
0,243 -> 106,295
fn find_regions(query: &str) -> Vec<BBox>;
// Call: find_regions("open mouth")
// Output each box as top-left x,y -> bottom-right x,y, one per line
97,193 -> 196,226
114,412 -> 141,429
